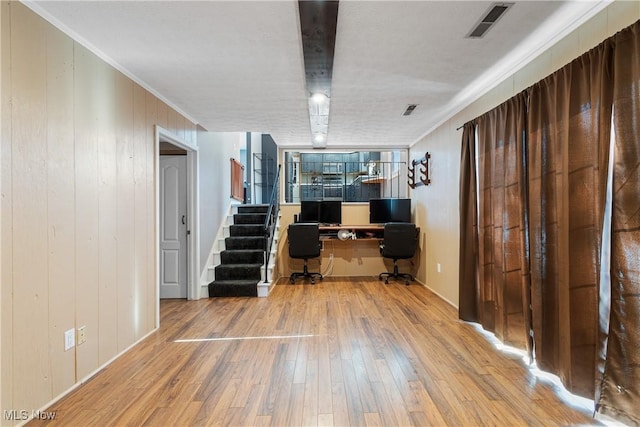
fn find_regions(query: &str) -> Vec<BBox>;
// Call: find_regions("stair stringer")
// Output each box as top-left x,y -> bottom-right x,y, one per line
257,214 -> 281,298
200,202 -> 239,297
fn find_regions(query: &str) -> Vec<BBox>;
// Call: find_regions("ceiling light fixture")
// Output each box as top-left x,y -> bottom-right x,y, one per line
311,92 -> 328,103
314,134 -> 326,143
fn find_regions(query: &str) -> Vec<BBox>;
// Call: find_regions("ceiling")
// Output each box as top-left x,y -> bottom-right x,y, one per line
28,1 -> 609,149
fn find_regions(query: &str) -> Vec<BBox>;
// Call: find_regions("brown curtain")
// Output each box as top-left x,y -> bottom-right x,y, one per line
459,122 -> 479,322
597,21 -> 640,425
527,42 -> 613,397
475,94 -> 529,348
459,18 -> 640,423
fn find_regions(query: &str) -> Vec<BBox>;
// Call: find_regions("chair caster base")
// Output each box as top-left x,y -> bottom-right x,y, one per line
289,272 -> 323,285
378,272 -> 413,286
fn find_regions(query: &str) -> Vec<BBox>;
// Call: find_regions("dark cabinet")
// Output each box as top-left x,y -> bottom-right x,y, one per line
348,176 -> 381,202
301,153 -> 323,174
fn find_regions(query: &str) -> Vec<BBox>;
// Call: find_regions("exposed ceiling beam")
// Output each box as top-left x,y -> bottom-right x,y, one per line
299,0 -> 339,148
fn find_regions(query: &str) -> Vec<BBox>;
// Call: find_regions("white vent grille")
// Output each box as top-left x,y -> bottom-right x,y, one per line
466,3 -> 513,39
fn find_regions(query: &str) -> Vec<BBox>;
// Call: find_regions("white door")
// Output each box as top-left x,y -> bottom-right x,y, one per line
160,155 -> 188,299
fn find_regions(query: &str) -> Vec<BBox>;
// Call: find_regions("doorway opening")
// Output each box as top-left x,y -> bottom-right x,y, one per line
155,126 -> 199,327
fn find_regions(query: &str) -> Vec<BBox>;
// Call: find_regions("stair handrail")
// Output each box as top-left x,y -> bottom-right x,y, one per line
263,164 -> 281,282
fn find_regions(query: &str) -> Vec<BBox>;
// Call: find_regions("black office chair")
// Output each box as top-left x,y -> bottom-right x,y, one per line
379,222 -> 417,285
288,223 -> 323,284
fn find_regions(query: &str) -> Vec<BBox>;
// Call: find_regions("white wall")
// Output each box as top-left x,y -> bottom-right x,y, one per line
250,132 -> 262,204
197,130 -> 244,274
410,0 -> 640,307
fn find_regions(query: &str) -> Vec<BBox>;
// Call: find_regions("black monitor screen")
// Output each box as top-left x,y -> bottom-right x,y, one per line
300,200 -> 321,222
320,200 -> 342,225
369,198 -> 411,223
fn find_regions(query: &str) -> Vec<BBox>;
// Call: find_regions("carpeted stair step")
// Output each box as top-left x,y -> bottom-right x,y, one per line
237,204 -> 269,214
225,236 -> 265,250
215,263 -> 262,281
209,204 -> 274,298
230,224 -> 264,237
221,249 -> 264,265
208,280 -> 258,297
233,213 -> 267,225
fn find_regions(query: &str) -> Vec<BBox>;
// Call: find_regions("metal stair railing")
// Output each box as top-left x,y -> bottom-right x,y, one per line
263,164 -> 281,282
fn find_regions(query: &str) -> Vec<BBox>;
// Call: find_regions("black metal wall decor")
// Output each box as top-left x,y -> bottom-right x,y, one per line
408,152 -> 431,189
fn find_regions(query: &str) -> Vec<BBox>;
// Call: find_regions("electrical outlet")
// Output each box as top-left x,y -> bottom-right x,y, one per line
77,326 -> 86,345
437,263 -> 441,273
64,329 -> 75,351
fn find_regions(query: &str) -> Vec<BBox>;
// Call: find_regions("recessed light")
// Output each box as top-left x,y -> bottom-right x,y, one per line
314,134 -> 326,143
311,92 -> 328,103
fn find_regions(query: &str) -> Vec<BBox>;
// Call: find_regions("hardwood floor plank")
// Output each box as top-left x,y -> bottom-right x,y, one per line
370,380 -> 400,426
317,413 -> 334,427
270,360 -> 295,426
230,384 -> 265,427
350,344 -> 379,413
286,383 -> 305,426
341,358 -> 367,425
364,411 -> 383,426
29,278 -> 597,426
317,339 -> 333,415
258,343 -> 289,417
407,381 -> 449,426
330,382 -> 350,426
374,358 -> 415,426
302,359 -> 319,426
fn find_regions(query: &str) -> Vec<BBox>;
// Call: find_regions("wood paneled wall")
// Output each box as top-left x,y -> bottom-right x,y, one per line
1,2 -> 197,420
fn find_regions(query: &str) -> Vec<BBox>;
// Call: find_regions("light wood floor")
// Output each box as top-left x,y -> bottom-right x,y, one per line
30,278 -> 597,426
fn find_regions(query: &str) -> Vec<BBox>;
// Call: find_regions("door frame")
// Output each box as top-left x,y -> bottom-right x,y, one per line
155,126 -> 200,326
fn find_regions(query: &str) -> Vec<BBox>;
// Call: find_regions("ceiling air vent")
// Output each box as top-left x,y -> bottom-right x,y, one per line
403,104 -> 418,116
466,3 -> 513,39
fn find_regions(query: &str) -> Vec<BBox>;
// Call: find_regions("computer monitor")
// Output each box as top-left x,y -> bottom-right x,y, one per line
299,200 -> 321,222
369,198 -> 411,223
320,200 -> 342,225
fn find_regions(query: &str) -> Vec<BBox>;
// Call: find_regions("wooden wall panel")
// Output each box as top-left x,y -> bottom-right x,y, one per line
133,83 -> 148,340
97,58 -> 118,365
45,23 -> 76,397
2,2 -> 197,416
145,93 -> 158,331
74,44 -> 101,379
167,107 -> 178,137
1,1 -> 14,418
10,3 -> 51,409
175,111 -> 186,141
116,72 -> 136,351
157,101 -> 168,130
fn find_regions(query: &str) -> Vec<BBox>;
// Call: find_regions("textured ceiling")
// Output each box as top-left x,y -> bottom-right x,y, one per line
29,1 -> 609,149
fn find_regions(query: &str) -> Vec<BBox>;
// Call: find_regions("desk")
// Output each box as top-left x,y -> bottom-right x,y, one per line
319,224 -> 384,240
283,223 -> 419,277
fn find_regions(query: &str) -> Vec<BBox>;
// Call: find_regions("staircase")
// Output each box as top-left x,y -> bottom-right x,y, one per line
208,204 -> 272,297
